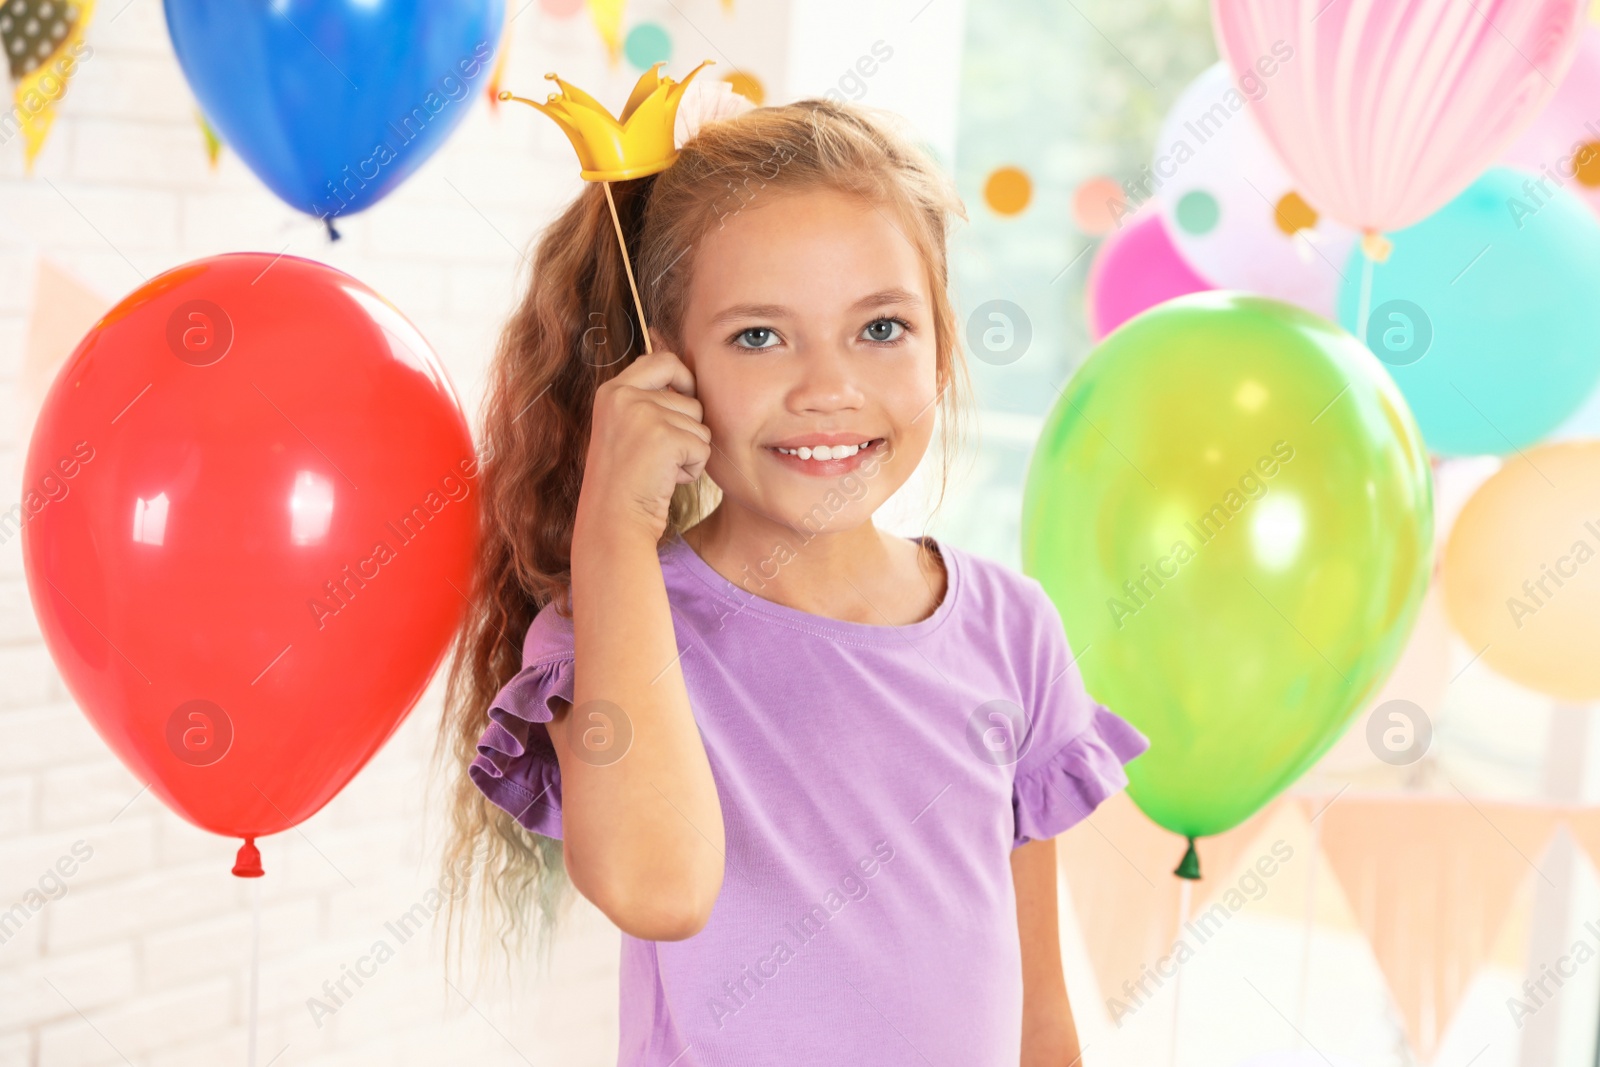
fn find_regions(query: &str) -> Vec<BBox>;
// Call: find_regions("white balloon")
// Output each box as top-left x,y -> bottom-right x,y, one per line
1150,62 -> 1355,318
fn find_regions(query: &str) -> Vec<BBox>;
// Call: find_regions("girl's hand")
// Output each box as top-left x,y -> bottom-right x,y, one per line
576,348 -> 712,543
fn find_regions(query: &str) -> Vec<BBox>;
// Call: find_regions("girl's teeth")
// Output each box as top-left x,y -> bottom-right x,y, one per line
777,441 -> 874,460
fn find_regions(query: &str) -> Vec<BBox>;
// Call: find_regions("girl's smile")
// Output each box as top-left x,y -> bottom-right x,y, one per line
765,435 -> 889,477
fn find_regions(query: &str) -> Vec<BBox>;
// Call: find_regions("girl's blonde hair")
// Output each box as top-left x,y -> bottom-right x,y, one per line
434,96 -> 974,977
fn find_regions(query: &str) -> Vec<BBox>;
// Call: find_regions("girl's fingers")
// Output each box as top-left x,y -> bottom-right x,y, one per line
620,347 -> 697,399
662,409 -> 713,448
648,386 -> 704,425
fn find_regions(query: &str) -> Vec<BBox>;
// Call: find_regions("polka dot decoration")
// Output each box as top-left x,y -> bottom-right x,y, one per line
1577,141 -> 1600,187
1072,177 -> 1126,236
1272,191 -> 1318,235
0,0 -> 80,79
983,165 -> 1031,216
725,71 -> 764,105
624,21 -> 671,71
1174,189 -> 1219,236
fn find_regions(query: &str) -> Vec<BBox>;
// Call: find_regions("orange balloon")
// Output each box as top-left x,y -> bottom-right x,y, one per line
1443,441 -> 1600,700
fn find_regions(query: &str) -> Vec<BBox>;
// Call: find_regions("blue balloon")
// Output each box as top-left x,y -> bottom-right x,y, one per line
1336,166 -> 1600,457
165,0 -> 504,228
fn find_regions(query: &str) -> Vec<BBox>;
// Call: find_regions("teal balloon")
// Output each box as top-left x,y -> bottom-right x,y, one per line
1336,166 -> 1600,457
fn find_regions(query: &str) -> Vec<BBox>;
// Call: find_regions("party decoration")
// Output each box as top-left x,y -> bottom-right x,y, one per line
983,165 -> 1031,216
1153,62 -> 1353,318
21,253 -> 478,875
1214,0 -> 1585,257
1504,25 -> 1600,220
0,0 -> 93,169
725,71 -> 763,105
1084,209 -> 1211,340
1335,167 -> 1600,457
586,0 -> 625,65
163,0 -> 504,232
674,74 -> 755,149
486,1 -> 512,111
500,59 -> 712,357
19,257 -> 106,432
1443,442 -> 1600,700
1317,796 -> 1559,1060
1072,176 -> 1126,236
624,21 -> 671,71
1058,792 -> 1294,1024
1023,293 -> 1433,864
501,59 -> 710,180
194,107 -> 222,169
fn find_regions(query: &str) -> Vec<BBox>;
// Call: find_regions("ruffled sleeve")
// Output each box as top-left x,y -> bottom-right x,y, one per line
1012,705 -> 1150,847
1010,579 -> 1151,848
467,603 -> 576,841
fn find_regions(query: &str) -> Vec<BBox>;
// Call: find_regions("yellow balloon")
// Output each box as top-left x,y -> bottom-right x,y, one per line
1443,441 -> 1600,700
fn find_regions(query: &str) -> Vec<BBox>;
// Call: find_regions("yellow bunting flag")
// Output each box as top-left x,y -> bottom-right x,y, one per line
195,107 -> 222,169
585,0 -> 625,66
0,0 -> 95,170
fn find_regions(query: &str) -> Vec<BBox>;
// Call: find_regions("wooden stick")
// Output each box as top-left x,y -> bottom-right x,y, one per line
602,180 -> 653,356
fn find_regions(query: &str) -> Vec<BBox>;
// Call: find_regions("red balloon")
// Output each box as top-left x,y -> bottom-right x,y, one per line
21,253 -> 478,875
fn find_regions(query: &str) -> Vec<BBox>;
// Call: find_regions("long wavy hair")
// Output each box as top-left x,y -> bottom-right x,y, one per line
434,96 -> 975,979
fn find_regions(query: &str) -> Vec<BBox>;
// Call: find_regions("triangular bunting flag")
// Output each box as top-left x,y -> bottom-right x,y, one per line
1560,806 -> 1600,878
20,256 -> 108,431
1316,795 -> 1561,1061
585,0 -> 624,67
0,0 -> 94,170
1058,792 -> 1287,1025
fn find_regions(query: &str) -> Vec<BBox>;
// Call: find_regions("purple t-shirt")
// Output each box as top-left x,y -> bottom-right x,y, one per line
470,531 -> 1148,1066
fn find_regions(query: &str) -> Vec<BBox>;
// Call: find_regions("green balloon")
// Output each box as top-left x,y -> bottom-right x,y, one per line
1022,293 -> 1432,850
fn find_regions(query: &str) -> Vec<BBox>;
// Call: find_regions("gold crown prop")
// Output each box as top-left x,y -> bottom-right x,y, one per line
500,61 -> 716,357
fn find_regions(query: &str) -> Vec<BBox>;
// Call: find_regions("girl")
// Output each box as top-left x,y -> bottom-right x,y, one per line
438,93 -> 1149,1066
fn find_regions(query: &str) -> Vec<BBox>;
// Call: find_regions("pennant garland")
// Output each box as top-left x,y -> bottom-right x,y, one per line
1058,791 -> 1596,1060
1056,792 -> 1291,1028
486,0 -> 510,110
194,106 -> 221,169
0,0 -> 94,170
584,0 -> 624,67
1309,795 -> 1561,1062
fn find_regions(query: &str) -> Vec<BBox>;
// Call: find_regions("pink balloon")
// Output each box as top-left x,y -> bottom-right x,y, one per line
1085,209 -> 1213,341
1504,25 -> 1600,218
1213,0 -> 1585,238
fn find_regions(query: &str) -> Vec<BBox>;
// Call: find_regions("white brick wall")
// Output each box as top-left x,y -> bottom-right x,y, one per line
0,0 -> 794,1062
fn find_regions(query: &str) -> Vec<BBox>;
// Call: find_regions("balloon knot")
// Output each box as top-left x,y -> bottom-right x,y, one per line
325,217 -> 342,242
1174,835 -> 1201,880
1360,230 -> 1392,263
232,836 -> 264,878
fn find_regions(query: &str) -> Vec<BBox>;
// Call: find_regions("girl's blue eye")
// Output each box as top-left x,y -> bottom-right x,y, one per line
734,327 -> 780,349
862,317 -> 906,343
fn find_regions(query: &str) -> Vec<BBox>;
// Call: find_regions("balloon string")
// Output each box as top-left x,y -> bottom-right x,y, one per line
248,877 -> 261,1067
1296,806 -> 1321,1043
1356,246 -> 1374,346
1168,878 -> 1191,1067
602,180 -> 653,356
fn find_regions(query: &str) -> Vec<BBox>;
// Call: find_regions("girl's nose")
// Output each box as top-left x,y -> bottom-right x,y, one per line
790,346 -> 864,413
